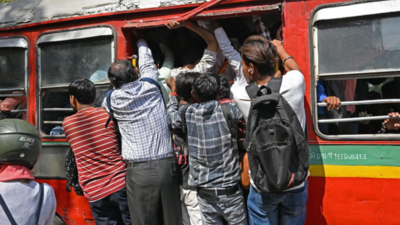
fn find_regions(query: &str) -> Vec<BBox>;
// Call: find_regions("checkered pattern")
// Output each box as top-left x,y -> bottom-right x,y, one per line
102,39 -> 173,162
171,49 -> 217,78
167,96 -> 242,188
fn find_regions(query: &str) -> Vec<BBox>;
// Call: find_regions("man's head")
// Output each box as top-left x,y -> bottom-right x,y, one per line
108,60 -> 138,88
219,75 -> 230,100
176,73 -> 199,103
192,73 -> 220,103
69,79 -> 96,111
182,43 -> 204,69
240,35 -> 278,83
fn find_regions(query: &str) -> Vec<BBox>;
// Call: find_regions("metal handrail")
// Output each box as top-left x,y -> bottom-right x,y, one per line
318,115 -> 394,124
42,108 -> 74,112
317,99 -> 400,107
43,121 -> 63,124
10,109 -> 27,113
0,93 -> 25,97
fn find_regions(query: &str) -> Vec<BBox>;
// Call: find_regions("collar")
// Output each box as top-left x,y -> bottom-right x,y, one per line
0,165 -> 34,182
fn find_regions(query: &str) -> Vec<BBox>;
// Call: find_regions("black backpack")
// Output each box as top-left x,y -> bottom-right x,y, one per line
245,78 -> 309,193
65,147 -> 84,196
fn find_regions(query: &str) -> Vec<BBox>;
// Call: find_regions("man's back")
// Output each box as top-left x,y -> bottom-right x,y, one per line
62,107 -> 126,202
185,100 -> 242,188
0,180 -> 56,225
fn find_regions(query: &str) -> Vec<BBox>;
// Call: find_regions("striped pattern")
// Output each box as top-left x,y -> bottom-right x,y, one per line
63,107 -> 126,202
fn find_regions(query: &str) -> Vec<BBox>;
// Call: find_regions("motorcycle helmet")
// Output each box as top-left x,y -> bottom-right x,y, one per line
0,119 -> 41,169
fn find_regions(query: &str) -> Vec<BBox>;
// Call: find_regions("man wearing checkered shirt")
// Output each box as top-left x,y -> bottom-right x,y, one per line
102,30 -> 181,225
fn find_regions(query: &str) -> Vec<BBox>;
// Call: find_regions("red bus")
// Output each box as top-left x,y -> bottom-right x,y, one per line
1,0 -> 399,224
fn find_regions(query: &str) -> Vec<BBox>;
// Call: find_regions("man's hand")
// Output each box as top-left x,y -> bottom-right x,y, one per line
167,76 -> 176,93
322,96 -> 341,111
384,112 -> 400,130
166,20 -> 188,30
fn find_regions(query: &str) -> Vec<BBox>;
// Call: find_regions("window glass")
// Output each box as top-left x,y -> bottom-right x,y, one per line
317,77 -> 400,135
40,37 -> 112,87
0,48 -> 25,89
317,14 -> 400,74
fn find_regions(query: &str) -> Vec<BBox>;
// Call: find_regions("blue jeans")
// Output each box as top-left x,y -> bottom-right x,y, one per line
247,180 -> 308,225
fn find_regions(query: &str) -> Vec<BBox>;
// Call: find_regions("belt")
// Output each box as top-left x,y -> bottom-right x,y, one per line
197,185 -> 239,197
127,156 -> 175,167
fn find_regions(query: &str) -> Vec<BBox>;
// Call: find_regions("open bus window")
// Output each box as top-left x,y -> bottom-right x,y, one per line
0,39 -> 28,121
312,4 -> 400,139
37,27 -> 114,136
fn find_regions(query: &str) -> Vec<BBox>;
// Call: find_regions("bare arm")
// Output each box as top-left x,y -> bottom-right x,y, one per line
271,40 -> 301,73
167,20 -> 218,52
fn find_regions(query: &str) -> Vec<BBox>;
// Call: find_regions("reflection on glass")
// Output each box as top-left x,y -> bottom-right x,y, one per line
317,14 -> 400,74
40,37 -> 112,87
0,48 -> 25,89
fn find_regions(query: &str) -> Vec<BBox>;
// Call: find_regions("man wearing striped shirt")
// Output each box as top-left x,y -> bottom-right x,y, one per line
62,79 -> 131,225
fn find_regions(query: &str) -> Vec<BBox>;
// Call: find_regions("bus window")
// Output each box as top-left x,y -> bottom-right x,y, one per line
311,2 -> 400,139
37,27 -> 114,136
0,38 -> 28,121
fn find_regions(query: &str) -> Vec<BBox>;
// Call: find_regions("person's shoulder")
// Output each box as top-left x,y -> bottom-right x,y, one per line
283,70 -> 305,83
62,114 -> 77,127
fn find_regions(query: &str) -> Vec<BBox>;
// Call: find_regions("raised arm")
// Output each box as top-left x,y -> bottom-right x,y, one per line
137,39 -> 158,80
166,77 -> 183,129
167,20 -> 218,52
212,20 -> 246,84
159,43 -> 174,69
271,40 -> 302,73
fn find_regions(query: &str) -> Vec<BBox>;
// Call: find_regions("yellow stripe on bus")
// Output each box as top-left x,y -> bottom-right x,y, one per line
309,165 -> 400,179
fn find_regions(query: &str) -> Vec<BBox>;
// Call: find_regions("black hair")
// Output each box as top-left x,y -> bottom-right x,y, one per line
69,79 -> 96,105
182,42 -> 205,66
108,60 -> 138,89
192,73 -> 220,102
382,81 -> 400,99
219,75 -> 230,100
240,35 -> 277,77
176,72 -> 199,102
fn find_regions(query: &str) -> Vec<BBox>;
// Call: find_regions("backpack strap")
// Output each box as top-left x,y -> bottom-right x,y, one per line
246,82 -> 259,99
34,183 -> 44,225
220,103 -> 239,154
266,77 -> 282,93
0,193 -> 17,225
140,78 -> 165,105
105,89 -> 117,129
180,104 -> 191,136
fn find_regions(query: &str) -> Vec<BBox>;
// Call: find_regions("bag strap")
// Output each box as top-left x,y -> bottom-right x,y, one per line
266,77 -> 282,93
246,82 -> 259,99
34,183 -> 44,225
220,103 -> 239,154
0,193 -> 17,225
105,89 -> 117,129
180,104 -> 192,136
250,93 -> 281,109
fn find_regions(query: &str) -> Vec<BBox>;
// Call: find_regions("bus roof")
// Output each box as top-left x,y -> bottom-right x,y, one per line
0,0 -> 205,29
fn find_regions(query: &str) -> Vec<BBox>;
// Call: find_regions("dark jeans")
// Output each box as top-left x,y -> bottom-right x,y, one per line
89,187 -> 131,225
126,156 -> 182,225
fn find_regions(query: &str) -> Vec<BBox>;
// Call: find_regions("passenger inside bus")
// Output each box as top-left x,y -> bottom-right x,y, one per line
0,94 -> 27,120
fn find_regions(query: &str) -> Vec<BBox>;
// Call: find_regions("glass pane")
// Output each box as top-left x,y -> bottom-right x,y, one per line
0,48 -> 25,89
40,37 -> 112,87
317,14 -> 400,74
33,145 -> 69,178
317,77 -> 400,135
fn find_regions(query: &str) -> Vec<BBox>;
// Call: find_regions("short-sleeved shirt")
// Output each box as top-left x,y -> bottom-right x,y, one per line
62,107 -> 126,202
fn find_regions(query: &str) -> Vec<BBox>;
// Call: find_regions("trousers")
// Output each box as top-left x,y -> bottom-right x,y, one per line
181,187 -> 203,225
89,187 -> 131,225
126,157 -> 182,225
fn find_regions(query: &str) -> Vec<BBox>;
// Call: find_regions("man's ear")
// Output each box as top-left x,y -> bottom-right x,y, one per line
249,63 -> 255,75
191,90 -> 201,103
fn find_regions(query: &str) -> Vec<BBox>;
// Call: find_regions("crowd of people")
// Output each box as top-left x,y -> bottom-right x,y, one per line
2,17 -> 400,225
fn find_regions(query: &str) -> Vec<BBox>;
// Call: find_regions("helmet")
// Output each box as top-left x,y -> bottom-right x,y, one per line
0,119 -> 41,169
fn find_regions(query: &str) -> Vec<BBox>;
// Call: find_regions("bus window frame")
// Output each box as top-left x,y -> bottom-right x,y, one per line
36,25 -> 117,138
309,0 -> 400,141
0,36 -> 29,120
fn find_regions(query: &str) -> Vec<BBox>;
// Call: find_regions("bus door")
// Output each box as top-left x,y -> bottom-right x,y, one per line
0,37 -> 28,121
